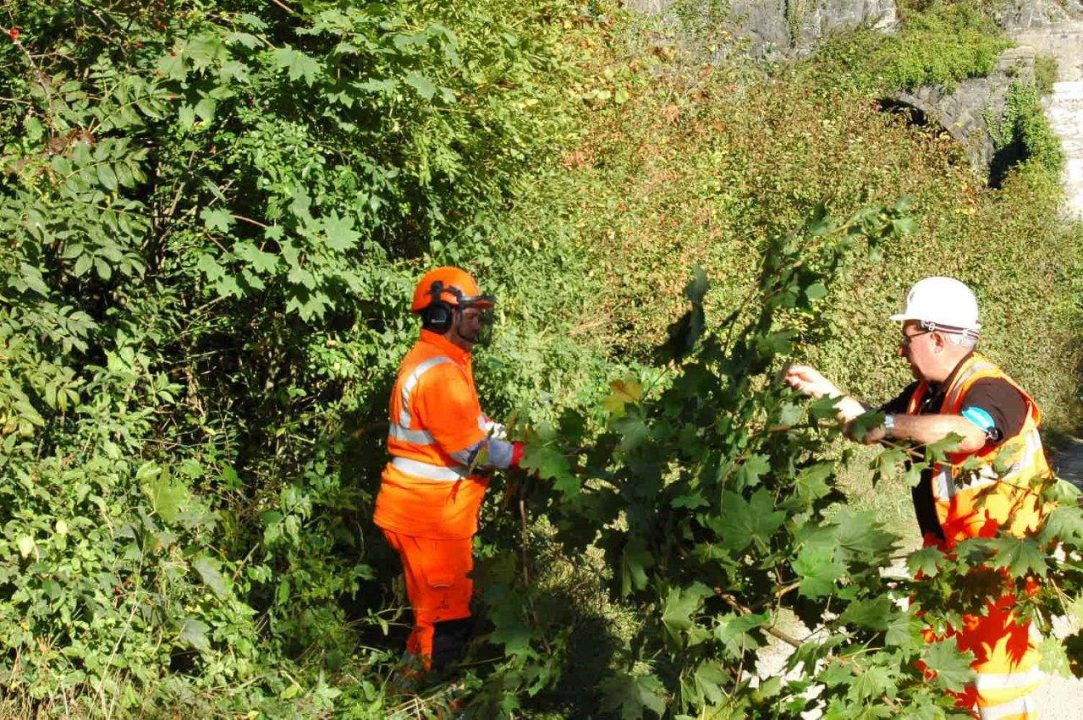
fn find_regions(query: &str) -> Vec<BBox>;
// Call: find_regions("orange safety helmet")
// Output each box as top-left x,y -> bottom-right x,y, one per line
410,267 -> 495,314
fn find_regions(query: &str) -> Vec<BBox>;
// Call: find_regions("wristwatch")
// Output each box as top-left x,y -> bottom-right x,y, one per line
882,413 -> 896,437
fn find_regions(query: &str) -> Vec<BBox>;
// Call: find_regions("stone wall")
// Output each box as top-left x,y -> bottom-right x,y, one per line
888,48 -> 1037,175
622,0 -> 897,57
994,0 -> 1083,29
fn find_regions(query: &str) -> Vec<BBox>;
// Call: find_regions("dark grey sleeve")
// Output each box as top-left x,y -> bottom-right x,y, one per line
449,437 -> 516,470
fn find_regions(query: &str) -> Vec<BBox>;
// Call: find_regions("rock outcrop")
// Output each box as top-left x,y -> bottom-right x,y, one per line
995,0 -> 1083,29
887,48 -> 1037,176
623,0 -> 897,56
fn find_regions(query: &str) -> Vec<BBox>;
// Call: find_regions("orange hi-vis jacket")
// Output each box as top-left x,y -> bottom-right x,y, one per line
906,352 -> 1051,720
374,330 -> 491,540
905,352 -> 1051,548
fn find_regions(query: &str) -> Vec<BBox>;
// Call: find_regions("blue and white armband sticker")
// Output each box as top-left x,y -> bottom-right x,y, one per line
961,406 -> 998,438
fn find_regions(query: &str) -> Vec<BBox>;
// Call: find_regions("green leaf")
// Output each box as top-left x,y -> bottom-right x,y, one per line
178,104 -> 197,130
201,208 -> 234,232
19,263 -> 50,296
192,557 -> 228,600
97,163 -> 118,192
884,613 -> 917,649
925,433 -> 964,461
804,281 -> 828,301
404,72 -> 437,100
16,535 -> 35,559
846,663 -> 894,701
234,241 -> 279,274
922,640 -> 975,693
796,462 -> 833,502
272,47 -> 320,85
874,447 -> 908,482
194,96 -> 216,123
599,670 -> 667,720
839,597 -> 893,630
144,472 -> 190,524
661,582 -> 712,640
986,537 -> 1047,577
907,546 -> 942,578
621,537 -> 654,596
520,443 -> 577,497
157,50 -> 187,80
713,611 -> 767,658
692,662 -> 728,704
1039,636 -> 1071,676
721,489 -> 785,552
1039,504 -> 1083,546
321,213 -> 359,251
834,509 -> 897,561
489,603 -> 531,656
793,544 -> 845,598
178,619 -> 211,652
736,453 -> 770,488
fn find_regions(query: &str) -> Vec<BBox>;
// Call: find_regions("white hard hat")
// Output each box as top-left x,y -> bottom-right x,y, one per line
889,276 -> 981,333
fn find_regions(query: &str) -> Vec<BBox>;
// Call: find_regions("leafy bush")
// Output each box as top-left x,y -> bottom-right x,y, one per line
0,0 -> 594,713
991,81 -> 1066,178
459,207 -> 1083,719
1,0 -> 1080,716
814,1 -> 1010,92
1034,55 -> 1059,97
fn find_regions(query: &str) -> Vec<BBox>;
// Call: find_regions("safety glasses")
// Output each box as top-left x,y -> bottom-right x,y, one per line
899,329 -> 933,349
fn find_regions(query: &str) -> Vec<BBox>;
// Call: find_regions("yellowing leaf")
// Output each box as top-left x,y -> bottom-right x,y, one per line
16,535 -> 35,559
602,374 -> 643,416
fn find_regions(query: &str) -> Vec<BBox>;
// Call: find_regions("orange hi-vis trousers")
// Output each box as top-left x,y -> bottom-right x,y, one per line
953,593 -> 1042,720
920,568 -> 1043,720
383,529 -> 474,668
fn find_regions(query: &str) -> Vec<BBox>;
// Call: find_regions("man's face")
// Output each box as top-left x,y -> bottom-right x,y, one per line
898,320 -> 936,380
452,305 -> 485,346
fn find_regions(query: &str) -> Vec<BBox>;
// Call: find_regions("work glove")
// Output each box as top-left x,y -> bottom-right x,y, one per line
481,417 -> 508,440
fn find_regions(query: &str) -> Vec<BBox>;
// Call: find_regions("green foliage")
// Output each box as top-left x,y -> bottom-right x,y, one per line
1034,55 -> 1059,97
813,1 -> 1010,91
461,207 -> 1083,719
991,81 -> 1066,177
0,0 -> 592,713
1,0 -> 1080,716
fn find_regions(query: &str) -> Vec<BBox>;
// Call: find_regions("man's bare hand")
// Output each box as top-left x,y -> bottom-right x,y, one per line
784,364 -> 843,400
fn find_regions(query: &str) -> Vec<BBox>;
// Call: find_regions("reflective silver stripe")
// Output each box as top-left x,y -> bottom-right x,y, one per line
995,428 -> 1044,483
388,424 -> 436,444
975,666 -> 1044,692
398,356 -> 453,429
391,456 -> 469,482
978,692 -> 1038,720
945,360 -> 996,410
934,466 -> 956,500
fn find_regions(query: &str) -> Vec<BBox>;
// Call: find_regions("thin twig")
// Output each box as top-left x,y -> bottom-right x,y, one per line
718,591 -> 803,648
268,0 -> 298,15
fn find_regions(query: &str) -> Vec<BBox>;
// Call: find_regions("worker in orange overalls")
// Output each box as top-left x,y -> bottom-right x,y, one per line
786,277 -> 1051,720
374,266 -> 525,673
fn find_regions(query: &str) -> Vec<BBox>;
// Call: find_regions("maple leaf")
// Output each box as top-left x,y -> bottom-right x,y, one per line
922,640 -> 975,693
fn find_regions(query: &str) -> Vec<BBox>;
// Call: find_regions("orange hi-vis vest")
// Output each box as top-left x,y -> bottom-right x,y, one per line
907,352 -> 1050,720
373,330 -> 491,540
905,352 -> 1051,548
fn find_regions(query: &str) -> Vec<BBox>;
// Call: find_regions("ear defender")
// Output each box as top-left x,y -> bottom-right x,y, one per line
422,280 -> 456,331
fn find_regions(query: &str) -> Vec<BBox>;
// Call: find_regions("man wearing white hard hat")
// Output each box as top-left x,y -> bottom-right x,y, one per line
786,276 -> 1052,720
